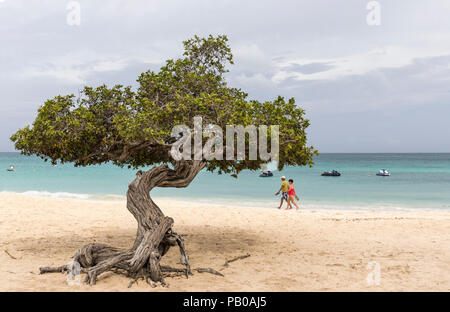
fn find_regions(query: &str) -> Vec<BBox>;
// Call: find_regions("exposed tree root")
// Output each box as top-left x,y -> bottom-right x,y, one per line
195,268 -> 224,277
40,265 -> 69,274
40,264 -> 88,274
161,265 -> 191,274
164,272 -> 189,278
127,277 -> 139,288
223,253 -> 251,267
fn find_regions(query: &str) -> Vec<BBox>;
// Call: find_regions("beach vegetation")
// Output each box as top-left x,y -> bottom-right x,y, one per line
11,35 -> 317,286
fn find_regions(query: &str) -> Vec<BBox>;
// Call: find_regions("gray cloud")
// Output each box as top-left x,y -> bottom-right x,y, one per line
284,62 -> 335,75
1,0 -> 450,152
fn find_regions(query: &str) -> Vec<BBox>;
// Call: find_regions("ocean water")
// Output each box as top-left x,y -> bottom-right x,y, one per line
1,152 -> 449,210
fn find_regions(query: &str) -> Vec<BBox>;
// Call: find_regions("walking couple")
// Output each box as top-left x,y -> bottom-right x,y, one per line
275,176 -> 300,210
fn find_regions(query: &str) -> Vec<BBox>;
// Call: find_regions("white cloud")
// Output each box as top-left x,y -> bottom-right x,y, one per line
20,51 -> 164,84
235,73 -> 273,88
22,55 -> 129,84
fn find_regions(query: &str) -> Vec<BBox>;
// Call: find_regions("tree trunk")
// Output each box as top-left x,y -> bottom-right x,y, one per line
40,160 -> 205,286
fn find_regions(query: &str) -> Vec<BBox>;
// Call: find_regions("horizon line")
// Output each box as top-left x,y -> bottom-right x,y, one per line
1,151 -> 450,154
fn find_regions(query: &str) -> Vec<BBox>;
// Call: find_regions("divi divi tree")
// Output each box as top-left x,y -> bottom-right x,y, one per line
11,35 -> 317,286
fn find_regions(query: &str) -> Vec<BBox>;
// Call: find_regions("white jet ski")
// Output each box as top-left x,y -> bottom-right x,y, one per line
376,169 -> 390,176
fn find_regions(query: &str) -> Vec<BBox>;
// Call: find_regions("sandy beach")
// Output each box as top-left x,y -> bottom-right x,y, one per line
0,192 -> 449,292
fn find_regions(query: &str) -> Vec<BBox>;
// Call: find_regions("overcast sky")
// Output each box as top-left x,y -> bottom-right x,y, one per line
1,0 -> 449,152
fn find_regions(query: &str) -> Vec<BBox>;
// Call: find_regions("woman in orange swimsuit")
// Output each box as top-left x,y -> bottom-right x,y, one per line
287,179 -> 300,210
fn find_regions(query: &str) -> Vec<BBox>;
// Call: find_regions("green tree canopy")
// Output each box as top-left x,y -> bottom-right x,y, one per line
11,35 -> 317,174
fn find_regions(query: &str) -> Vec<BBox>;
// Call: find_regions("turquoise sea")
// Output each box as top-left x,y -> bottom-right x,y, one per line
1,152 -> 449,210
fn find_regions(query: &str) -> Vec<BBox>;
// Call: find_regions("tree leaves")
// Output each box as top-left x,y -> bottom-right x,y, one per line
11,35 -> 318,174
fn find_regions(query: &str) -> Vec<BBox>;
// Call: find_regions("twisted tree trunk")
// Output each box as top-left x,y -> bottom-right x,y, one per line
40,160 -> 205,286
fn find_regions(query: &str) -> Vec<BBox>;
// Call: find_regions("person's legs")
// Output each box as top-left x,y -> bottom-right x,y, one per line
278,197 -> 284,209
290,196 -> 300,210
285,194 -> 293,210
285,199 -> 292,209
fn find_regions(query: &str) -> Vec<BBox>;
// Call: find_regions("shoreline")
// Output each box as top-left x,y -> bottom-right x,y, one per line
0,190 -> 448,213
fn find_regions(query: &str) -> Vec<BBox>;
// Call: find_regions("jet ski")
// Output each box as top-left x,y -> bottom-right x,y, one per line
376,169 -> 390,176
321,170 -> 341,176
259,170 -> 273,177
7,165 -> 15,172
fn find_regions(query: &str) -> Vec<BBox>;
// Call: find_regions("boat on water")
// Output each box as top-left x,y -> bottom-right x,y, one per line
259,171 -> 273,177
7,165 -> 15,172
376,169 -> 391,176
321,170 -> 341,176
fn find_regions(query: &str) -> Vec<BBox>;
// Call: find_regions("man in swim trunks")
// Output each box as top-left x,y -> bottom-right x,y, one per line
275,176 -> 291,209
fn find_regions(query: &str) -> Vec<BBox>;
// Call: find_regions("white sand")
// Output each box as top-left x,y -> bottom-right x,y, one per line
0,192 -> 449,291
